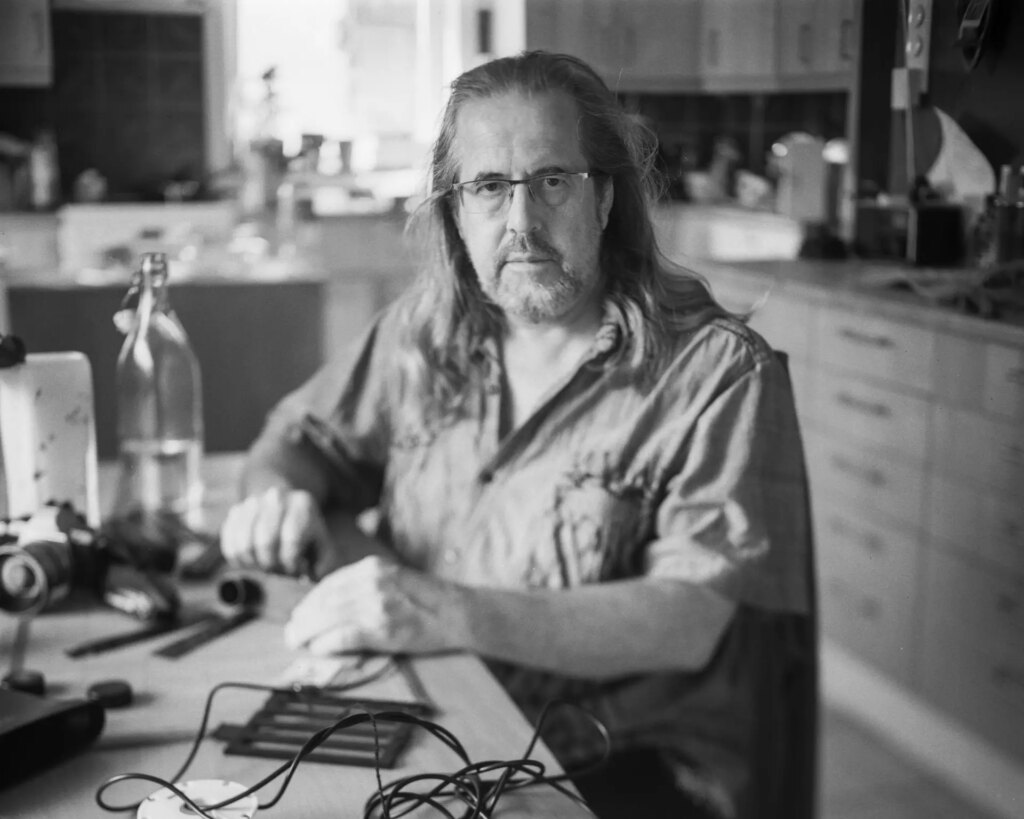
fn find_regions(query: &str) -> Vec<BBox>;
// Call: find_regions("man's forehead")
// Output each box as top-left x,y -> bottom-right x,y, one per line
452,90 -> 586,175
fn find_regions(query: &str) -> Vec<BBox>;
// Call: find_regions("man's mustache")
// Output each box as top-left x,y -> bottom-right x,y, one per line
497,234 -> 561,266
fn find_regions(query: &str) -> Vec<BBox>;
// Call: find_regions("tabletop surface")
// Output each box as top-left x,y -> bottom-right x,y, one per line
0,455 -> 589,818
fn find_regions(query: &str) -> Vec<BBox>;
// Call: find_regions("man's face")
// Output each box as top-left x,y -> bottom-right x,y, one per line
452,91 -> 613,326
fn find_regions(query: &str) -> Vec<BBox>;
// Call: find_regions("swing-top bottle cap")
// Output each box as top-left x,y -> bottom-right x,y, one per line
140,252 -> 168,274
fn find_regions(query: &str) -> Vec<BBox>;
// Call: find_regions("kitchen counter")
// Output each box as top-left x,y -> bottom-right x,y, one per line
690,257 -> 1024,346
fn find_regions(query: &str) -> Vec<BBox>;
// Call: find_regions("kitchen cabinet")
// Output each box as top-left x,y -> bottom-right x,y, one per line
524,0 -> 859,94
525,0 -> 702,92
776,0 -> 860,91
0,0 -> 52,87
703,260 -> 1024,768
698,0 -> 778,92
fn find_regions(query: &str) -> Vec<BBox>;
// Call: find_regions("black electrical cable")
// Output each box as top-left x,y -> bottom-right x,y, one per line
94,678 -> 607,819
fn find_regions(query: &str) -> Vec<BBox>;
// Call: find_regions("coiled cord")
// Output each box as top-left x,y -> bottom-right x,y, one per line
95,679 -> 607,818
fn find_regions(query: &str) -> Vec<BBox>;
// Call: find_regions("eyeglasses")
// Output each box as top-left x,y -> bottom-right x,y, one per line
450,171 -> 598,215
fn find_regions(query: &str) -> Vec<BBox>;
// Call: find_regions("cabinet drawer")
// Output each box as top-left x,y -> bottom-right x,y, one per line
923,549 -> 1024,650
984,343 -> 1024,422
814,504 -> 920,684
927,474 -> 1024,575
804,432 -> 926,530
919,619 -> 1024,762
931,405 -> 1024,496
808,371 -> 931,463
814,309 -> 934,393
936,334 -> 1024,421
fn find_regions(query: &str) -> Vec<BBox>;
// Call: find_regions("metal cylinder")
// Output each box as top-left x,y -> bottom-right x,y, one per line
0,539 -> 75,615
217,574 -> 264,610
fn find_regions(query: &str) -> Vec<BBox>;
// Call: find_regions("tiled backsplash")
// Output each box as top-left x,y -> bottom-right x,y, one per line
52,10 -> 206,201
0,10 -> 207,203
628,90 -> 848,197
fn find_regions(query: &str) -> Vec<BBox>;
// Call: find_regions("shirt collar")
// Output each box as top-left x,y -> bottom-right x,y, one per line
468,297 -> 627,372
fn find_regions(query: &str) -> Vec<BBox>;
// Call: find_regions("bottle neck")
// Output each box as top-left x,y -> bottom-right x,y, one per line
137,266 -> 171,315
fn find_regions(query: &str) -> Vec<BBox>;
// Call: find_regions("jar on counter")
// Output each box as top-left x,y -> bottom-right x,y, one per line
28,130 -> 60,211
992,164 -> 1024,264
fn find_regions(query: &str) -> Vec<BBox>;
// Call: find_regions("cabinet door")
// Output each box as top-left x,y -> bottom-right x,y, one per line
776,0 -> 816,78
776,0 -> 858,89
526,0 -> 702,92
815,0 -> 859,76
700,0 -> 778,92
814,501 -> 920,684
615,0 -> 702,91
0,0 -> 52,86
525,0 -> 618,77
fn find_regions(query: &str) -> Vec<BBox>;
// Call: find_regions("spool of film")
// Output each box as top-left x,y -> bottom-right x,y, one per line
136,779 -> 258,819
217,574 -> 264,610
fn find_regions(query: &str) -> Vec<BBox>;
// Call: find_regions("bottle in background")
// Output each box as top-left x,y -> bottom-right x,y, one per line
993,164 -> 1024,264
28,129 -> 60,211
114,253 -> 204,531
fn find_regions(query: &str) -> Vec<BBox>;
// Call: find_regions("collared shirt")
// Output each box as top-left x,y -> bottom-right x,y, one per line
258,295 -> 813,817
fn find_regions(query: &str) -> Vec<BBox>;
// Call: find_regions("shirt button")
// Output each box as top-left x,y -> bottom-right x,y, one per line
443,548 -> 459,565
479,470 -> 494,484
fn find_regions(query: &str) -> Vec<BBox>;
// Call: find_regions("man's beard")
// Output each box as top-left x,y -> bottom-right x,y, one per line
483,233 -> 598,323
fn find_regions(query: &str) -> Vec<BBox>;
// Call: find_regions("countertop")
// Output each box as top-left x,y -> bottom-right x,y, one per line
690,257 -> 1024,346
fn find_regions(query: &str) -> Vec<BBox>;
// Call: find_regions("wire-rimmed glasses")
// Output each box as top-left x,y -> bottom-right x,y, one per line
450,171 -> 599,215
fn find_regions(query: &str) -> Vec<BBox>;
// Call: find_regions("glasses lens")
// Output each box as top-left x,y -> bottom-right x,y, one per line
529,173 -> 577,207
459,180 -> 511,214
455,173 -> 587,214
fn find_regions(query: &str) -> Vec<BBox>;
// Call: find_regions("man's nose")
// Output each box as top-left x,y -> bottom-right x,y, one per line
504,181 -> 542,233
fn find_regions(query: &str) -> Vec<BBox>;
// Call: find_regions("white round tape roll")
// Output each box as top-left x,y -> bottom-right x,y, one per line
137,779 -> 258,818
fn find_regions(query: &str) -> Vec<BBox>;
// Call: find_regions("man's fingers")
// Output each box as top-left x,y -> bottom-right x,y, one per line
251,488 -> 286,571
279,492 -> 321,576
220,489 -> 328,575
220,496 -> 259,567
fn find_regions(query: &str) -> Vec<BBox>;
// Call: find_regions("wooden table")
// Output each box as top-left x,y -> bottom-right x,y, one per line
0,455 -> 588,817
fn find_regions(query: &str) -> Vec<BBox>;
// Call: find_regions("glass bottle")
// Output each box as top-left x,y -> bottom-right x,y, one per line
115,253 -> 204,528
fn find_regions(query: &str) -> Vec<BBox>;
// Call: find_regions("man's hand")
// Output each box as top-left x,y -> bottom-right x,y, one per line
283,556 -> 470,656
220,487 -> 330,577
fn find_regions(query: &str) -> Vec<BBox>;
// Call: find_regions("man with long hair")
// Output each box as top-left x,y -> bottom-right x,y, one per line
221,51 -> 814,819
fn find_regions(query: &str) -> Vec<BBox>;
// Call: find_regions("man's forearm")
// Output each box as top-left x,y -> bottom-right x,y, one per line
240,433 -> 333,502
456,579 -> 736,680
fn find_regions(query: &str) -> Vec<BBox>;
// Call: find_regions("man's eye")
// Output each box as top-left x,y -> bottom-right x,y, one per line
540,174 -> 569,190
471,181 -> 508,197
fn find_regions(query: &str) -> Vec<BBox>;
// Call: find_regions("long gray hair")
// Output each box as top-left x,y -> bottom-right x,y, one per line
399,50 -> 726,420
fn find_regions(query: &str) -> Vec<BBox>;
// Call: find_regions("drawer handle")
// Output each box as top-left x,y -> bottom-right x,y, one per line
798,22 -> 812,64
838,327 -> 894,348
1000,518 -> 1022,541
858,598 -> 880,620
826,578 -> 881,621
707,28 -> 721,67
827,516 -> 885,554
862,534 -> 885,554
839,19 -> 854,61
836,391 -> 892,418
992,664 -> 1024,691
995,592 -> 1020,616
831,454 -> 886,487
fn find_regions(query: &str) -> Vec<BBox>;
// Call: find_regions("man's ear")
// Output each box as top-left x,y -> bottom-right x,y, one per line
597,177 -> 614,230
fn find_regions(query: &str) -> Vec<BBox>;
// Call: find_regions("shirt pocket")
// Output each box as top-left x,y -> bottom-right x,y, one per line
539,471 -> 651,587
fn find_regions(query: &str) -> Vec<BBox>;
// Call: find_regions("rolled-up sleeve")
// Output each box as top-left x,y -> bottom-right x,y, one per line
645,355 -> 811,614
248,307 -> 401,511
